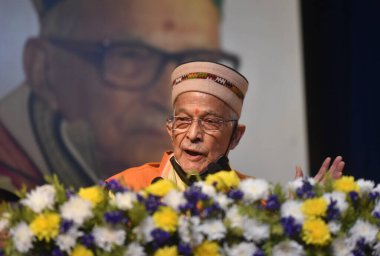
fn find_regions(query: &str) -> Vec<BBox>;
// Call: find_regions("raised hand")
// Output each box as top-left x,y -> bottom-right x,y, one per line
295,156 -> 345,182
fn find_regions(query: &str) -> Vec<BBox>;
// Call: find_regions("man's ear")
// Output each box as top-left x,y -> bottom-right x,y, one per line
229,124 -> 246,150
23,38 -> 58,109
166,119 -> 174,141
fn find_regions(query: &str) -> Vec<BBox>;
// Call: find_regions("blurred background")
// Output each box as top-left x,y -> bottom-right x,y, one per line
0,0 -> 378,190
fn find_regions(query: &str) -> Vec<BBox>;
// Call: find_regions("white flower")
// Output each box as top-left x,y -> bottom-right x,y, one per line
225,205 -> 245,229
348,219 -> 378,244
134,217 -> 155,243
92,226 -> 126,252
357,179 -> 375,194
242,218 -> 270,242
286,178 -> 304,193
239,178 -> 270,203
281,200 -> 304,224
323,191 -> 348,213
56,227 -> 83,253
331,237 -> 353,256
124,242 -> 146,256
272,240 -> 305,256
373,183 -> 380,194
178,215 -> 191,244
372,202 -> 380,216
194,181 -> 217,197
21,184 -> 56,213
286,177 -> 316,193
60,196 -> 93,225
9,222 -> 34,253
162,190 -> 186,210
328,221 -> 342,234
114,191 -> 137,210
224,242 -> 257,256
178,215 -> 205,246
196,219 -> 226,241
214,193 -> 232,210
188,216 -> 204,246
373,242 -> 380,256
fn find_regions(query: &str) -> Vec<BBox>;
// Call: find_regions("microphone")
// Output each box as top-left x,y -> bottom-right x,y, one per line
151,177 -> 163,184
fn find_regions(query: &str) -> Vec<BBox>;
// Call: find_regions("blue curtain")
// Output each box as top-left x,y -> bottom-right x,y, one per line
301,0 -> 380,182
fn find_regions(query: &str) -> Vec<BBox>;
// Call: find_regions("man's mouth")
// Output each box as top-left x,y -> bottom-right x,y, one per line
184,149 -> 205,160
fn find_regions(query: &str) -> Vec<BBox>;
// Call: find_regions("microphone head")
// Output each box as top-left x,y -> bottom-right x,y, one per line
151,177 -> 163,184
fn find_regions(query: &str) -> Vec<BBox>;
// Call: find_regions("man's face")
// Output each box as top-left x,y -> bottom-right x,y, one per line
40,0 -> 220,173
168,92 -> 237,173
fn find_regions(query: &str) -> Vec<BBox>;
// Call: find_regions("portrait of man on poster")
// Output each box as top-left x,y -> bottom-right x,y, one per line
0,0 -> 238,191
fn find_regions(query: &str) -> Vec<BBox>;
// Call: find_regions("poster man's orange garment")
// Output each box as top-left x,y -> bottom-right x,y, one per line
106,151 -> 250,191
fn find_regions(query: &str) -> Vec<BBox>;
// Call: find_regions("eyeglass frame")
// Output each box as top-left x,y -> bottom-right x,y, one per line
167,115 -> 238,133
44,37 -> 241,92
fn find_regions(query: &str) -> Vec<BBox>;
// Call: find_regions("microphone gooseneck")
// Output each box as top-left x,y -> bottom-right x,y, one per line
170,155 -> 232,186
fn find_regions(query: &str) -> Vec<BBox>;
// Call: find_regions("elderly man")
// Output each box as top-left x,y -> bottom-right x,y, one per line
0,0 -> 237,191
107,61 -> 345,191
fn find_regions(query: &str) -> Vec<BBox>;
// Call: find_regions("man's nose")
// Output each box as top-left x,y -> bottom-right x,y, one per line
186,119 -> 203,142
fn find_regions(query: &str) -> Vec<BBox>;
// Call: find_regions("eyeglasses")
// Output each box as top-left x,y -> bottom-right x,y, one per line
45,37 -> 240,91
168,116 -> 237,132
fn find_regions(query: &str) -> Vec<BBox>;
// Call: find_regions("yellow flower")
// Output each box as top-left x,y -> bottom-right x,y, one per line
153,206 -> 178,232
301,197 -> 328,218
205,170 -> 240,191
194,241 -> 220,256
78,186 -> 104,206
333,176 -> 360,193
30,212 -> 60,242
302,218 -> 331,246
154,246 -> 178,256
145,179 -> 177,197
70,245 -> 94,256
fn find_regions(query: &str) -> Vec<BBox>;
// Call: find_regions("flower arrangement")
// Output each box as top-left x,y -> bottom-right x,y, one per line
1,173 -> 380,256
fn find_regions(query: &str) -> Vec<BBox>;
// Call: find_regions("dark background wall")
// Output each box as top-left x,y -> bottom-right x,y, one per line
301,0 -> 380,182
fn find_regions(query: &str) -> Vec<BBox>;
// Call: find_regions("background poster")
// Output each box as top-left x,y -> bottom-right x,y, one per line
0,0 -> 307,190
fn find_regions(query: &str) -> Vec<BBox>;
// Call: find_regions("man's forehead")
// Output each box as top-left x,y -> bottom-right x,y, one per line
43,0 -> 219,47
174,92 -> 231,116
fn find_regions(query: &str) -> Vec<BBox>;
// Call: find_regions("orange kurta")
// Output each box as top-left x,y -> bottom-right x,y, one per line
106,151 -> 251,191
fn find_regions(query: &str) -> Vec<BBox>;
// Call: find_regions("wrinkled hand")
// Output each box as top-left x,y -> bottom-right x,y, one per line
295,156 -> 345,182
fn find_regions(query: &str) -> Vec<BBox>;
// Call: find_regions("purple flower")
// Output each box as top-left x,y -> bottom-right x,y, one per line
296,179 -> 315,198
81,234 -> 95,248
59,219 -> 73,233
104,179 -> 126,192
369,191 -> 380,201
227,189 -> 244,200
184,186 -> 209,202
151,228 -> 171,247
349,191 -> 359,202
145,195 -> 163,213
201,203 -> 222,218
373,211 -> 380,219
352,238 -> 366,256
254,249 -> 265,256
104,210 -> 126,225
281,216 -> 302,237
178,243 -> 192,256
265,195 -> 280,211
52,247 -> 64,256
326,199 -> 340,221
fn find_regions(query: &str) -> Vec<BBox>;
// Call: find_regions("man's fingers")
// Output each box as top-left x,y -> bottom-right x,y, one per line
329,156 -> 343,173
331,161 -> 345,179
314,157 -> 331,181
295,165 -> 304,179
